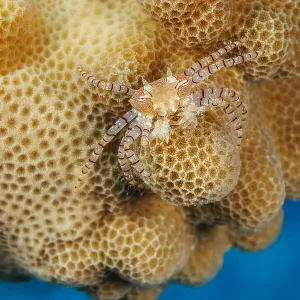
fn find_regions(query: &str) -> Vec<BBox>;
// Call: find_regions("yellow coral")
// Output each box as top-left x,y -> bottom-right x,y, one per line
137,0 -> 233,46
124,286 -> 165,300
141,117 -> 241,206
0,0 -> 299,299
230,210 -> 283,251
188,90 -> 285,231
174,225 -> 231,286
259,78 -> 300,199
170,211 -> 283,290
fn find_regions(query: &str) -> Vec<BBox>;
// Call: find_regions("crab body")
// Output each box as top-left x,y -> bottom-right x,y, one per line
130,74 -> 192,117
128,73 -> 192,142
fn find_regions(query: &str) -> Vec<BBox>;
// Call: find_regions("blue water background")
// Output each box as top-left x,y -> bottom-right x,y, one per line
1,200 -> 299,300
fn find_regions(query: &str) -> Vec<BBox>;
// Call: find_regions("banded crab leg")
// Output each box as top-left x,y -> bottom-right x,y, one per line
74,109 -> 138,189
140,116 -> 153,146
189,88 -> 247,146
123,123 -> 153,181
118,116 -> 153,185
118,120 -> 139,184
191,51 -> 261,86
78,66 -> 136,95
183,41 -> 240,77
191,88 -> 248,119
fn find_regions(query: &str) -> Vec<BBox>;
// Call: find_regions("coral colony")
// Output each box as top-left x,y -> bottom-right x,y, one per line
0,0 -> 299,299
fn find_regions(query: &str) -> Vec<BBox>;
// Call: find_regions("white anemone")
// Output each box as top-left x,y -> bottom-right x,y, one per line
177,102 -> 206,128
150,118 -> 171,143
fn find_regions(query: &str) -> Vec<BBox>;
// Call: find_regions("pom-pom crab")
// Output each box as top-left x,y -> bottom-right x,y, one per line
74,41 -> 261,189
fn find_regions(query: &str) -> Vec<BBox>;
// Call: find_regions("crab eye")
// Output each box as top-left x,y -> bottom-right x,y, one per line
175,79 -> 189,90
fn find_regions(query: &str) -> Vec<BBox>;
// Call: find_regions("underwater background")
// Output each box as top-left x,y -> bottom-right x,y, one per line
0,200 -> 299,300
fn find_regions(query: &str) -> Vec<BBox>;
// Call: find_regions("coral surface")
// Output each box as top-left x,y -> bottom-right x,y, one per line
0,0 -> 299,300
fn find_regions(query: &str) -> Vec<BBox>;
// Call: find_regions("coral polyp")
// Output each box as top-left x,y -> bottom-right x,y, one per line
75,41 -> 258,192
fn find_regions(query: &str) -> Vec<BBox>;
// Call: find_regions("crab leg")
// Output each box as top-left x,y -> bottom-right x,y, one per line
123,124 -> 152,180
74,109 -> 138,189
78,66 -> 136,95
191,51 -> 260,86
190,88 -> 247,146
118,120 -> 139,183
191,88 -> 248,119
140,125 -> 151,146
140,116 -> 153,146
184,41 -> 239,76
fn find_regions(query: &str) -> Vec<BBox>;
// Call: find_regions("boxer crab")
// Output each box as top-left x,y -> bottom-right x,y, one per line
74,41 -> 260,189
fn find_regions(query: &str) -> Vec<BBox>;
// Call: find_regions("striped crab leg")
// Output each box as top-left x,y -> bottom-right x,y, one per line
78,66 -> 136,95
184,41 -> 240,77
191,88 -> 248,120
118,115 -> 153,183
191,51 -> 261,86
123,124 -> 152,181
189,88 -> 247,146
118,116 -> 153,184
74,109 -> 138,190
140,116 -> 153,146
118,120 -> 139,184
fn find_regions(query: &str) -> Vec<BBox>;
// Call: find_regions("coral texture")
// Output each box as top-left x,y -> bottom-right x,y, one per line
173,225 -> 231,286
259,78 -> 300,199
230,210 -> 283,251
0,0 -> 299,299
